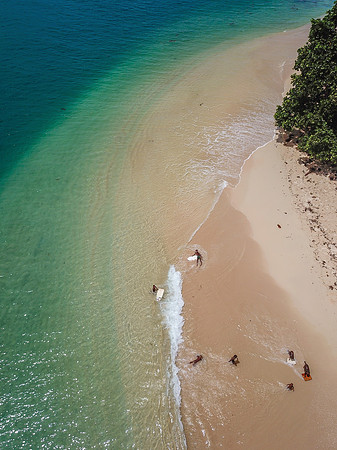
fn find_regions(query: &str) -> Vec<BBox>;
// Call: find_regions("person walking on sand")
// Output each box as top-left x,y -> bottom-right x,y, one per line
288,350 -> 295,361
193,249 -> 203,266
286,383 -> 294,391
229,354 -> 239,366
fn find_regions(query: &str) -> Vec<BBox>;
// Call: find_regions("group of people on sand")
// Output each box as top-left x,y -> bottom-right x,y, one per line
154,248 -> 311,392
189,348 -> 311,392
285,351 -> 311,391
189,250 -> 241,367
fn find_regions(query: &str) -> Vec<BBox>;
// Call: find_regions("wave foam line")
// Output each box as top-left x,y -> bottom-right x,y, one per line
161,265 -> 186,446
182,102 -> 276,243
187,179 -> 228,243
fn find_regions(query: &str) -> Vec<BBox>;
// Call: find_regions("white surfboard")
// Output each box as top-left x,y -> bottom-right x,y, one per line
187,255 -> 198,261
156,288 -> 164,301
286,358 -> 296,365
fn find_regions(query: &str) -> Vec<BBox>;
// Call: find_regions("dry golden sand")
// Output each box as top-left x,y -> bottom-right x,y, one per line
278,144 -> 337,295
176,49 -> 337,450
178,140 -> 337,449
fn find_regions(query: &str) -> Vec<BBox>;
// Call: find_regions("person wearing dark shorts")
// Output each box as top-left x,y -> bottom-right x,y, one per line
193,249 -> 203,266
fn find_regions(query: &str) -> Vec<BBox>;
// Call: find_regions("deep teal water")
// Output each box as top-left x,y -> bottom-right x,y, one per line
0,0 -> 333,448
0,0 -> 332,179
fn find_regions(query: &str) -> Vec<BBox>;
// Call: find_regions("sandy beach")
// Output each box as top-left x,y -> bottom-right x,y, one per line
177,38 -> 337,450
113,19 -> 337,447
4,2 -> 337,448
178,141 -> 337,449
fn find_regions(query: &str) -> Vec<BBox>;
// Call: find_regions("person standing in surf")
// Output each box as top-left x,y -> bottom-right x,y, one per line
288,350 -> 295,361
193,249 -> 203,267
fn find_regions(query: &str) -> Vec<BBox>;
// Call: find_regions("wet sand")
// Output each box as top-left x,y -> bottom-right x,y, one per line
177,43 -> 337,450
114,20 -> 337,447
119,25 -> 312,265
178,140 -> 337,449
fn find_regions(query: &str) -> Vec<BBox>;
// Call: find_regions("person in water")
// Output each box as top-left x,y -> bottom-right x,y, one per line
303,361 -> 310,377
189,355 -> 203,366
286,383 -> 294,391
193,249 -> 203,266
152,285 -> 158,293
288,350 -> 295,361
229,354 -> 239,365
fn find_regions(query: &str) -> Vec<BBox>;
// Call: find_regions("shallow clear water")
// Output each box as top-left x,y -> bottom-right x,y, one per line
0,0 -> 333,447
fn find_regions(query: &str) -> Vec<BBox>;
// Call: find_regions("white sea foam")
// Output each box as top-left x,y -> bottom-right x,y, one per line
160,265 -> 186,440
187,178 -> 228,243
181,100 -> 276,190
183,101 -> 276,242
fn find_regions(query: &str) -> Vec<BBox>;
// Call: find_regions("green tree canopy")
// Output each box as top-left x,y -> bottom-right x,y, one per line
275,1 -> 337,164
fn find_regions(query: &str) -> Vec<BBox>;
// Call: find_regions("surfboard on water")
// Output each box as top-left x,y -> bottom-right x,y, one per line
156,288 -> 164,301
187,255 -> 197,261
287,358 -> 296,365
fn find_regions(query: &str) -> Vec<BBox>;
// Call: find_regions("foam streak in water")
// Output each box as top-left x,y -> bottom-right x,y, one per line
161,265 -> 186,444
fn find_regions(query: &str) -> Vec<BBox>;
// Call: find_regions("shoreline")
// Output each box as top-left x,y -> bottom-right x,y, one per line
177,33 -> 337,450
178,139 -> 337,450
231,140 -> 337,351
104,21 -> 315,448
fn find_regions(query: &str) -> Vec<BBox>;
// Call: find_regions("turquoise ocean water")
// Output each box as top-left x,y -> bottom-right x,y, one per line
0,0 -> 333,448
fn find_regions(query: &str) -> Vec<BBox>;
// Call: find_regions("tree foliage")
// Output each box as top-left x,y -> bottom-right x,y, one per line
275,1 -> 337,164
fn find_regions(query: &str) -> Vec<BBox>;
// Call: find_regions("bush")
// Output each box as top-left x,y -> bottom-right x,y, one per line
275,1 -> 337,165
299,127 -> 337,164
